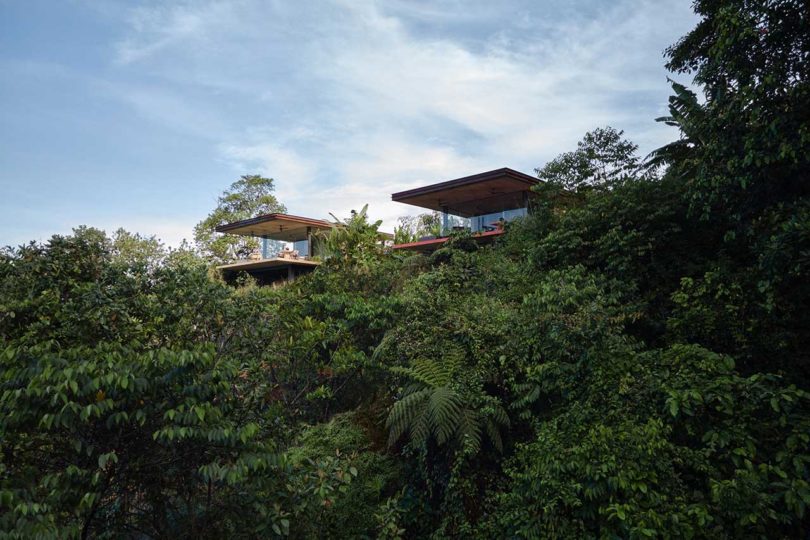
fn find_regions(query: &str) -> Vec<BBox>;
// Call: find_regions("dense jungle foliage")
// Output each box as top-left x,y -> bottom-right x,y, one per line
1,1 -> 809,537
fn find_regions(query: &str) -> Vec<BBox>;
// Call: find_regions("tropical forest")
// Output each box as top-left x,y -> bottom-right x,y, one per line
1,1 -> 809,538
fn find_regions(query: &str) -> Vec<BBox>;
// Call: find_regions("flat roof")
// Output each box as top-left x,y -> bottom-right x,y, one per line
216,257 -> 321,272
391,168 -> 539,217
215,213 -> 333,242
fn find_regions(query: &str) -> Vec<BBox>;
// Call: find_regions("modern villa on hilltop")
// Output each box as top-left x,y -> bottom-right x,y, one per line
390,167 -> 538,252
216,167 -> 538,283
215,213 -> 332,285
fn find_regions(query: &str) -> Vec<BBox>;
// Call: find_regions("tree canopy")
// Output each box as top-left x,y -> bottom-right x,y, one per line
194,175 -> 286,263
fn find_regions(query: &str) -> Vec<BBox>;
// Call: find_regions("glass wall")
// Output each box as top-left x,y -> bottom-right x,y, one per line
469,207 -> 527,232
440,207 -> 527,235
439,214 -> 470,236
261,238 -> 310,258
261,238 -> 286,258
293,239 -> 309,257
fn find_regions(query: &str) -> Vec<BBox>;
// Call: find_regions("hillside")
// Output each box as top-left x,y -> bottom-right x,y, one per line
1,1 -> 809,537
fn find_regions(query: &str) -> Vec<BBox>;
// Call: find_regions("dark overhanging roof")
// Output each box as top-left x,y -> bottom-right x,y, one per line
391,167 -> 540,217
215,213 -> 333,242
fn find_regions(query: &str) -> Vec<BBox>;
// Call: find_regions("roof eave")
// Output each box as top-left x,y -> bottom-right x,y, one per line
390,167 -> 539,203
215,213 -> 334,234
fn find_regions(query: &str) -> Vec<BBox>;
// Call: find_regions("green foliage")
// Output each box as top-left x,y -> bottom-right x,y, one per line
536,126 -> 645,192
110,228 -> 167,268
285,413 -> 401,538
3,2 -> 810,537
0,342 -> 278,538
659,0 -> 809,220
318,204 -> 386,267
194,174 -> 286,262
0,229 -> 371,538
386,351 -> 509,454
394,212 -> 442,244
495,344 -> 810,538
375,491 -> 407,540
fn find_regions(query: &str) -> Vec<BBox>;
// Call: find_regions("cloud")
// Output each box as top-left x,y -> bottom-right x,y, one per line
106,0 -> 695,238
115,3 -> 209,64
221,143 -> 315,190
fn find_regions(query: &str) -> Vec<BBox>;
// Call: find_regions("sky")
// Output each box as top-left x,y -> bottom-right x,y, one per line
0,0 -> 697,247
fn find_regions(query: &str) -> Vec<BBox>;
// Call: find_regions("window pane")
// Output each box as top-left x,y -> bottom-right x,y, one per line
293,239 -> 309,256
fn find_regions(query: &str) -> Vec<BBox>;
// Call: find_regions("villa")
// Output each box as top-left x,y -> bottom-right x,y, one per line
215,213 -> 332,285
215,167 -> 538,283
391,167 -> 538,252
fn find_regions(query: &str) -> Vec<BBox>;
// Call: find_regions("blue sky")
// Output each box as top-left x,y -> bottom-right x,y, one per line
0,0 -> 697,247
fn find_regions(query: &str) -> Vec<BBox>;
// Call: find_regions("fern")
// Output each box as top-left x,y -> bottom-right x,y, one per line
457,409 -> 483,453
428,386 -> 462,445
385,349 -> 509,453
386,386 -> 431,446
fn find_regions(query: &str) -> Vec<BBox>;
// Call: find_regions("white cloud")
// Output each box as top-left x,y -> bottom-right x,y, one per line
108,0 -> 696,237
116,3 -> 210,64
221,143 -> 317,195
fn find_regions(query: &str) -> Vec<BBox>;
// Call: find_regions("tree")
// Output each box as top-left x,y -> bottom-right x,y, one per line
650,0 -> 810,377
393,212 -> 441,244
535,126 -> 644,191
659,0 -> 810,219
318,205 -> 385,267
194,175 -> 286,263
0,228 -> 363,538
110,228 -> 167,269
